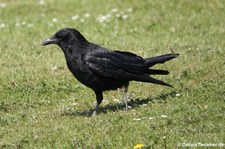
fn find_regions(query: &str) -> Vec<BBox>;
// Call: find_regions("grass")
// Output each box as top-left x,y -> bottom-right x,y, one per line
0,0 -> 224,148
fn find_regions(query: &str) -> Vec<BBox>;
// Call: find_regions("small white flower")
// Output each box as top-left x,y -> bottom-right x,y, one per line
161,115 -> 168,118
101,15 -> 107,20
84,13 -> 90,18
97,15 -> 110,23
38,0 -> 45,5
133,118 -> 142,121
52,18 -> 58,23
21,21 -> 26,25
127,8 -> 133,12
72,15 -> 79,20
122,15 -> 128,20
116,13 -> 121,18
0,23 -> 5,29
15,22 -> 20,27
113,98 -> 120,103
176,93 -> 181,97
141,104 -> 147,107
51,65 -> 57,71
72,103 -> 78,106
149,117 -> 154,120
170,27 -> 176,33
106,14 -> 111,19
111,8 -> 118,13
0,3 -> 6,8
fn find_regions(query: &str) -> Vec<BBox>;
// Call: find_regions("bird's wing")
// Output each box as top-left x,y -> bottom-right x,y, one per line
85,49 -> 173,87
85,49 -> 147,80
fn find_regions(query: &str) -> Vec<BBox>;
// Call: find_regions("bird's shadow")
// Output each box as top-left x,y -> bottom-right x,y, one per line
61,91 -> 177,117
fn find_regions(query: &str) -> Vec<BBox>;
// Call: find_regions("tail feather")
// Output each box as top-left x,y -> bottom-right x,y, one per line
145,69 -> 169,75
144,76 -> 173,87
145,53 -> 179,67
140,52 -> 179,87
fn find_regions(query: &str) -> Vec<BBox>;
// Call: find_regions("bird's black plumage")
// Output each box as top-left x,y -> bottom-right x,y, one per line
42,28 -> 179,112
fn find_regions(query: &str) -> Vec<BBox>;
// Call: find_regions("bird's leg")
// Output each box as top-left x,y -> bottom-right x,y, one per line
123,85 -> 129,111
92,90 -> 103,116
92,103 -> 99,116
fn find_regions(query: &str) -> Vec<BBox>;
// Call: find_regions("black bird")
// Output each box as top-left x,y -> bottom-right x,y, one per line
42,28 -> 179,113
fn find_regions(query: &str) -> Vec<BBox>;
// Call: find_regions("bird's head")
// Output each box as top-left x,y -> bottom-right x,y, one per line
42,28 -> 87,47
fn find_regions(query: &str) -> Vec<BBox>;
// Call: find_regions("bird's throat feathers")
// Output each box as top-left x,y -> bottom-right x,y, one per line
59,41 -> 88,58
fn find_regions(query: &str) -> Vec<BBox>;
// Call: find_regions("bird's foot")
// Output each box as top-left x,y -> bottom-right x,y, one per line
123,86 -> 132,111
90,103 -> 99,116
91,110 -> 97,116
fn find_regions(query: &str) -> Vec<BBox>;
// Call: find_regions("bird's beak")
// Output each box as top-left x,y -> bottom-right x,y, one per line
42,35 -> 58,46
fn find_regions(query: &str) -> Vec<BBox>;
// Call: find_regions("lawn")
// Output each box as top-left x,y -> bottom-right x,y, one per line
0,0 -> 224,148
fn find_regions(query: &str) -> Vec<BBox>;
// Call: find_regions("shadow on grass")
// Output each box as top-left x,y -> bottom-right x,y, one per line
61,90 -> 177,117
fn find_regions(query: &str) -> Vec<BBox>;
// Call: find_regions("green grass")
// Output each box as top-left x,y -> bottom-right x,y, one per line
0,0 -> 224,148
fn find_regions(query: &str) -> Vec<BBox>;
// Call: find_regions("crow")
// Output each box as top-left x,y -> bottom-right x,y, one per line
42,28 -> 179,114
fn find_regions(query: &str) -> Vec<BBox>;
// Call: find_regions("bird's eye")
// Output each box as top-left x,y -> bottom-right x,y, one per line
56,33 -> 71,41
55,34 -> 63,39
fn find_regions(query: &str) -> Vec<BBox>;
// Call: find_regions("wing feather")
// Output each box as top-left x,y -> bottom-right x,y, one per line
86,50 -> 146,73
85,49 -> 172,87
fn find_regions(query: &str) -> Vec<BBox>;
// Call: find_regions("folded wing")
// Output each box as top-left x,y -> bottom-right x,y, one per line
85,49 -> 172,87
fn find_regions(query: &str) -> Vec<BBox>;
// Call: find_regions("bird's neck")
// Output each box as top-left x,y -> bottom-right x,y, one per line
59,42 -> 88,60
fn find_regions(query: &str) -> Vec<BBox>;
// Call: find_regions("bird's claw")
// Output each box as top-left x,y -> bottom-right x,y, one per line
91,110 -> 97,116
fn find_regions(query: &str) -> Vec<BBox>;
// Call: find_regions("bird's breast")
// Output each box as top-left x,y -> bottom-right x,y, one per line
66,57 -> 95,84
65,55 -> 128,91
